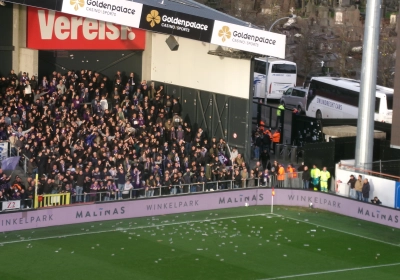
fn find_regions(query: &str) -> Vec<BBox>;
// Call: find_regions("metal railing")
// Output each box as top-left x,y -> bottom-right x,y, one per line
338,162 -> 400,181
1,172 -> 314,210
34,193 -> 70,208
62,173 -> 305,203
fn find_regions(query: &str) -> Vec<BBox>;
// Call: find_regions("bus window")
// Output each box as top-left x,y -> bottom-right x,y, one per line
375,97 -> 381,113
254,60 -> 266,74
271,64 -> 296,74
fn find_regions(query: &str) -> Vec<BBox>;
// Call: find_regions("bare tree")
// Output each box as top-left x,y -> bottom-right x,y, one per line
377,31 -> 396,87
293,18 -> 317,79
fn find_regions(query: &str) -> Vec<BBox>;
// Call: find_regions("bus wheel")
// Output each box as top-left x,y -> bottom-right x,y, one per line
316,110 -> 322,120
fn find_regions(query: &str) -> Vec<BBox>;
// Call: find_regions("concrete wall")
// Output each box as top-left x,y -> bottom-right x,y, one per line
12,4 -> 38,77
336,163 -> 397,208
141,31 -> 153,82
149,33 -> 251,99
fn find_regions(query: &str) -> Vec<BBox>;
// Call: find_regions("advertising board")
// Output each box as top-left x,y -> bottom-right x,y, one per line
27,7 -> 145,50
61,0 -> 143,28
1,189 -> 399,232
1,200 -> 21,211
138,5 -> 214,42
210,20 -> 286,59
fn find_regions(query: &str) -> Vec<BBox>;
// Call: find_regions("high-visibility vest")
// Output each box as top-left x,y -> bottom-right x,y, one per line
310,168 -> 320,179
277,167 -> 285,181
272,132 -> 280,143
277,105 -> 284,116
320,171 -> 330,182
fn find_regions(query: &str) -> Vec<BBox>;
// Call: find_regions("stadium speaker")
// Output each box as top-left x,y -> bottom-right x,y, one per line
166,35 -> 179,51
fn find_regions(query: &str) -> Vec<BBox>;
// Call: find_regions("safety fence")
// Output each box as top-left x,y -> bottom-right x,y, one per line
67,173 -> 305,204
34,193 -> 70,208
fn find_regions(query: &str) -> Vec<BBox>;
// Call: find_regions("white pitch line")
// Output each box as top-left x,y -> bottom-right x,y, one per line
0,213 -> 273,245
258,262 -> 400,280
270,213 -> 400,248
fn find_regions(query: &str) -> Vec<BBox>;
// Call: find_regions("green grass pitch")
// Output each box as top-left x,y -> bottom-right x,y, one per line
1,206 -> 399,280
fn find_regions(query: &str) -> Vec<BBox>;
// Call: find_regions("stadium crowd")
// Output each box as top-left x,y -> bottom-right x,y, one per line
0,68 -> 374,209
0,68 -> 283,206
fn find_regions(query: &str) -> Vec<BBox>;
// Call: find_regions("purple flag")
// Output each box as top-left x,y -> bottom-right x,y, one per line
1,156 -> 20,171
218,152 -> 229,165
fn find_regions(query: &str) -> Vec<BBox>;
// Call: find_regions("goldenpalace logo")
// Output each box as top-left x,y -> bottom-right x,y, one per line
146,10 -> 161,28
218,26 -> 231,42
70,0 -> 84,11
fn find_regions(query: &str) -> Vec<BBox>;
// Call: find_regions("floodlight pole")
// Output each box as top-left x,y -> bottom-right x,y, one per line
264,15 -> 295,105
355,0 -> 381,169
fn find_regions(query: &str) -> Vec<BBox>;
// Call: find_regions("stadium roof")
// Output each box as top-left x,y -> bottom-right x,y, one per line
127,0 -> 250,27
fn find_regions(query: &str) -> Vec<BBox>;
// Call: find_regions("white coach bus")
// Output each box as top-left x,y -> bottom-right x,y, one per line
253,57 -> 297,100
305,77 -> 393,123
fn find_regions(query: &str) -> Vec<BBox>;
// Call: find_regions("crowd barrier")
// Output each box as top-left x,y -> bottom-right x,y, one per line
1,187 -> 399,232
67,174 -> 305,204
35,193 -> 70,208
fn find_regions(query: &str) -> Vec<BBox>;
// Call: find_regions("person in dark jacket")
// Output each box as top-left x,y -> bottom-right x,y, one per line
76,170 -> 85,202
116,168 -> 126,200
172,98 -> 181,115
302,166 -> 311,190
197,171 -> 207,192
347,174 -> 357,199
362,178 -> 370,202
83,176 -> 92,202
233,169 -> 242,188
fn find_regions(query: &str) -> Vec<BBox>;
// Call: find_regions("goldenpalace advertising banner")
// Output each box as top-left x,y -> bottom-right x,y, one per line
210,20 -> 286,59
61,0 -> 143,29
6,0 -> 286,58
139,5 -> 214,42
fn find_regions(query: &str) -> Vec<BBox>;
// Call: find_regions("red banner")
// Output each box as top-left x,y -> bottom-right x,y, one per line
26,7 -> 146,50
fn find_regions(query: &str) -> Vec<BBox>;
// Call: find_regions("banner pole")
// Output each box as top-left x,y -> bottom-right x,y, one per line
34,174 -> 38,208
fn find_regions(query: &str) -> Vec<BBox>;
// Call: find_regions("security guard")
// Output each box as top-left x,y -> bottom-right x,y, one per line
310,165 -> 321,191
275,102 -> 285,128
320,167 -> 331,192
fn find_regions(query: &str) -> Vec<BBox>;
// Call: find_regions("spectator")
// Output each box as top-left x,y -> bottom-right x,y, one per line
233,169 -> 241,189
302,166 -> 310,190
277,164 -> 285,188
123,178 -> 133,199
354,175 -> 363,201
362,178 -> 370,202
347,174 -> 356,199
371,196 -> 382,205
